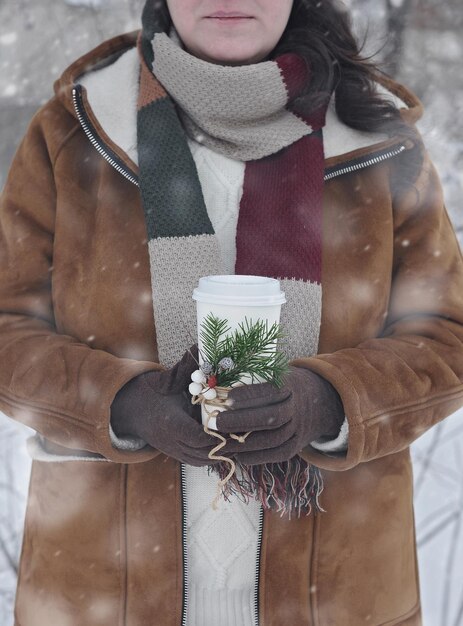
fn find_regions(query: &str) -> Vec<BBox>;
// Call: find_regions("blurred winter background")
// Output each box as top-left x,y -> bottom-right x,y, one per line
0,0 -> 462,624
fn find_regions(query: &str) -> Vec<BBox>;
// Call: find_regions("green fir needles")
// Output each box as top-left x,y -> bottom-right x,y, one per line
198,312 -> 290,389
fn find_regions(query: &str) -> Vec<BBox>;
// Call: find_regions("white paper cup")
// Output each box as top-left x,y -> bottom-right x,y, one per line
192,275 -> 286,430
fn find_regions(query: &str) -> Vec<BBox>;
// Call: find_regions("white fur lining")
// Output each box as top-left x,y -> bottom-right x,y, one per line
78,47 -> 410,168
108,421 -> 148,450
310,415 -> 349,452
79,47 -> 141,165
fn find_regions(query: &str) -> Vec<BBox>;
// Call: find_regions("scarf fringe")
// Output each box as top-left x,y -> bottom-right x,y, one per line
207,456 -> 326,520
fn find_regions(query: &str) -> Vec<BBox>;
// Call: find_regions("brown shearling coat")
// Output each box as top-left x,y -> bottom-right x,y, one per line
2,30 -> 463,626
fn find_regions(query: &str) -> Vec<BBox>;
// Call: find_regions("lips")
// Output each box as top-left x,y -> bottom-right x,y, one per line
207,11 -> 253,18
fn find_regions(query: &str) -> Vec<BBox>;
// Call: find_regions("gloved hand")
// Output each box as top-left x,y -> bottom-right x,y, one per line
215,365 -> 346,465
110,344 -> 219,466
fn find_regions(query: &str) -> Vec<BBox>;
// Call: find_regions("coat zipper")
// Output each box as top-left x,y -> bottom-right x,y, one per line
71,85 -> 139,186
180,463 -> 189,626
180,462 -> 265,626
72,83 -> 409,186
253,505 -> 265,626
324,143 -> 408,180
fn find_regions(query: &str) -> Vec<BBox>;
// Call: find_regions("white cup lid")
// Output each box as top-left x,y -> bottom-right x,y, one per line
192,275 -> 286,307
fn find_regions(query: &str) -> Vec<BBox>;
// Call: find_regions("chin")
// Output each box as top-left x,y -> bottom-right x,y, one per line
190,36 -> 265,65
198,46 -> 265,66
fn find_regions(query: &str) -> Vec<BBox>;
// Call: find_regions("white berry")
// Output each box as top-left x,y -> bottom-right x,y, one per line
191,369 -> 207,384
188,382 -> 203,396
202,387 -> 217,400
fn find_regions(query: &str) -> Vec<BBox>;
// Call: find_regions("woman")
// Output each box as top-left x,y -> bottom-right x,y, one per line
2,0 -> 463,624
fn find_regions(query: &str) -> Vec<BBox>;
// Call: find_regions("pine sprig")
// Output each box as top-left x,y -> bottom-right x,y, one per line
198,313 -> 290,389
199,314 -> 232,365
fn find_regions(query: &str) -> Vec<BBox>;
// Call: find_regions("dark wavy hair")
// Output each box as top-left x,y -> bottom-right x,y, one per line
143,0 -> 424,193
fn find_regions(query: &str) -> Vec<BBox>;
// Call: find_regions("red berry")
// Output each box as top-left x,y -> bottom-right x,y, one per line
207,374 -> 217,388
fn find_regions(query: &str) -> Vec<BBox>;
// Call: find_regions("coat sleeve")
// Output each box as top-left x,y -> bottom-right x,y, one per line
291,148 -> 463,471
0,103 -> 165,464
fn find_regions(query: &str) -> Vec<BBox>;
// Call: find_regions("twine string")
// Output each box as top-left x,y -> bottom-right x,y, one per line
191,386 -> 252,510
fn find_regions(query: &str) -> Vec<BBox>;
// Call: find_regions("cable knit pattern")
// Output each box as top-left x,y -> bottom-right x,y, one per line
187,139 -> 245,273
184,464 -> 261,626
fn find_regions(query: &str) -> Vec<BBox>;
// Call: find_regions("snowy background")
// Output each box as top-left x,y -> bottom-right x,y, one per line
0,0 -> 462,624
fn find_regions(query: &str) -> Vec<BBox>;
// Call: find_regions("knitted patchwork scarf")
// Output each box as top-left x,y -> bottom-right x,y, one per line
137,14 -> 331,518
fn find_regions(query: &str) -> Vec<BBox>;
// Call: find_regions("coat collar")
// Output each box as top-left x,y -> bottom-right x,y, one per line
54,30 -> 424,180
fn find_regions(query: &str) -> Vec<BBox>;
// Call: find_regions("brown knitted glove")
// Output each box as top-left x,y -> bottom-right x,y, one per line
110,344 -> 219,466
215,365 -> 345,464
